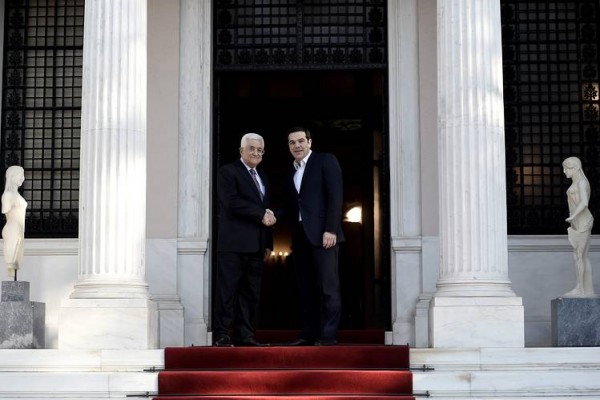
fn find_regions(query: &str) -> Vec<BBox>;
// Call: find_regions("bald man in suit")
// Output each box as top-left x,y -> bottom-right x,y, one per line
213,133 -> 275,347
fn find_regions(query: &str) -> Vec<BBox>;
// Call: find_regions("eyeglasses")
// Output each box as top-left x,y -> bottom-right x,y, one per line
246,146 -> 265,155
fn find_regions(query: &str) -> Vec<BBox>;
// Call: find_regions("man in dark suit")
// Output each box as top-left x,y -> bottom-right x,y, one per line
283,126 -> 344,346
213,133 -> 275,347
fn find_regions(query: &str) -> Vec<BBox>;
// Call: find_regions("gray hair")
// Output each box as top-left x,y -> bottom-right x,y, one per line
240,133 -> 264,148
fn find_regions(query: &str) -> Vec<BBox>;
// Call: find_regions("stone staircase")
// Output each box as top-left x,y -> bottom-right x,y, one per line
0,347 -> 598,399
154,345 -> 413,399
412,347 -> 600,399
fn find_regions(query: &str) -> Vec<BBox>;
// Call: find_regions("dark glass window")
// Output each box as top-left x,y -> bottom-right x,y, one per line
214,0 -> 386,70
1,0 -> 84,237
502,1 -> 600,234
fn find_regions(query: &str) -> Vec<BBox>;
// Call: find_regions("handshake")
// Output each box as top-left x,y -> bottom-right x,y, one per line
262,209 -> 276,226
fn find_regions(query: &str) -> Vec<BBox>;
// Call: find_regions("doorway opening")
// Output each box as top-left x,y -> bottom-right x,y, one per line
213,70 -> 390,331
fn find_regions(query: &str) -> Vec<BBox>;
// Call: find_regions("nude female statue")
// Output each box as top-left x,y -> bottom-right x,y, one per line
562,157 -> 596,297
2,166 -> 26,280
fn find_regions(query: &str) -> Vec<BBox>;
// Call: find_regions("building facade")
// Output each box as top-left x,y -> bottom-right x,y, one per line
0,0 -> 599,350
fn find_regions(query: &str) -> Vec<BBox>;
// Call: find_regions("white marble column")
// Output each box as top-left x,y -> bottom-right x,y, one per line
387,0 -> 422,346
177,0 -> 212,346
58,0 -> 157,349
430,0 -> 524,347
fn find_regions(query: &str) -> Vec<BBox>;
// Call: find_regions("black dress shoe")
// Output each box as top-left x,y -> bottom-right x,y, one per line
315,339 -> 337,346
286,338 -> 315,346
237,338 -> 269,347
214,335 -> 234,347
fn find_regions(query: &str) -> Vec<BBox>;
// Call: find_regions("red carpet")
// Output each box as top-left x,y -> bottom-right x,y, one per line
155,344 -> 414,400
255,329 -> 386,344
154,398 -> 415,400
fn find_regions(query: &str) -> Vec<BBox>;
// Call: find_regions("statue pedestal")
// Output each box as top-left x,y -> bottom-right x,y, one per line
551,297 -> 600,347
0,281 -> 45,348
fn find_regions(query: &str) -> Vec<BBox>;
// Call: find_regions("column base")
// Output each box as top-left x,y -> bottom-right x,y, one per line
156,296 -> 185,347
58,298 -> 158,349
391,321 -> 414,346
429,296 -> 524,348
414,293 -> 434,348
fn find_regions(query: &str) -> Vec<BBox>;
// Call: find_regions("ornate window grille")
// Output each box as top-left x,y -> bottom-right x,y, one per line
214,0 -> 387,71
502,0 -> 600,234
1,0 -> 84,237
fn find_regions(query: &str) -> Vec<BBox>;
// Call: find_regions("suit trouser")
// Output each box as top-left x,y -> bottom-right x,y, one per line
213,251 -> 264,341
292,223 -> 341,341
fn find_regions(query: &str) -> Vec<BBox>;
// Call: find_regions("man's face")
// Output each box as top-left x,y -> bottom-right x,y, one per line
240,138 -> 264,169
288,130 -> 312,162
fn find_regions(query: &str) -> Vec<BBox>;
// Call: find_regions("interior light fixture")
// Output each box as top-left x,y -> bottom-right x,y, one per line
345,206 -> 362,223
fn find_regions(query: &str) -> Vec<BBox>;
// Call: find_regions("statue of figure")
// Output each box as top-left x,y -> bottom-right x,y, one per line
1,165 -> 26,280
562,157 -> 596,297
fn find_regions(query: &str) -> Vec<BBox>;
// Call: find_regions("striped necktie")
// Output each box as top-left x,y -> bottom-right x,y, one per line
249,169 -> 263,200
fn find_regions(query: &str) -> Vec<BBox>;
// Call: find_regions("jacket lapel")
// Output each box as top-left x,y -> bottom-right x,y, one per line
257,169 -> 268,200
298,153 -> 316,194
237,160 -> 263,202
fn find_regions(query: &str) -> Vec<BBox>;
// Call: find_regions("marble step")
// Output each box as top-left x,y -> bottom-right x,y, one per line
0,348 -> 598,399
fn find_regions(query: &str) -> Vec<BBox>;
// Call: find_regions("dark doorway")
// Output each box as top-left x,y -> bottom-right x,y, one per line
213,70 -> 390,330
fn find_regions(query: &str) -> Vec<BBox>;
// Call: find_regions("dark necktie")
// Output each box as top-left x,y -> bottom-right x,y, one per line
250,169 -> 263,200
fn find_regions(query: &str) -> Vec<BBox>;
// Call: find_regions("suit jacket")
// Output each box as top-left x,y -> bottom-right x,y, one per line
217,159 -> 273,253
284,152 -> 345,246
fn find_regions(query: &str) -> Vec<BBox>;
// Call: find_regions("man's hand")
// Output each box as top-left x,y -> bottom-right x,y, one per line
262,209 -> 276,226
322,232 -> 337,249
